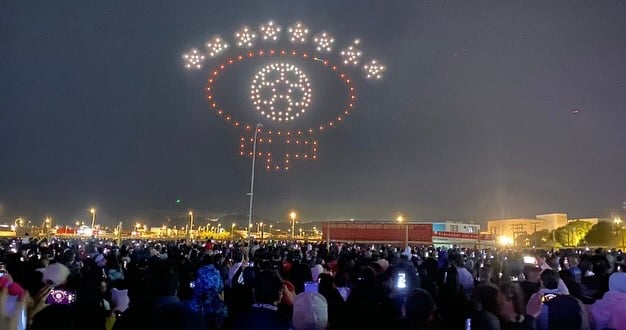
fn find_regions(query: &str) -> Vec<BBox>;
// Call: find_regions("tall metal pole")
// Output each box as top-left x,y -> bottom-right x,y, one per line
326,222 -> 330,249
90,208 -> 96,230
405,224 -> 409,248
247,123 -> 263,240
116,222 -> 122,246
188,211 -> 194,241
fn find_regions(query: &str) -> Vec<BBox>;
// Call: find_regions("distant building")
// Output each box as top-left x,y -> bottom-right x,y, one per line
536,213 -> 568,229
487,213 -> 568,238
568,218 -> 609,225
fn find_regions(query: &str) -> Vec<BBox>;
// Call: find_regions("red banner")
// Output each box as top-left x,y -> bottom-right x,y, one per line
321,222 -> 432,242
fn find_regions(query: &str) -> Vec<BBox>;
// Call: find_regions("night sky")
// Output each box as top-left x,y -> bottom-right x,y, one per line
2,1 -> 626,227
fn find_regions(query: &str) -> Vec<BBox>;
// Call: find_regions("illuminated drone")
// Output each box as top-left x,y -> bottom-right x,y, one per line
182,20 -> 386,171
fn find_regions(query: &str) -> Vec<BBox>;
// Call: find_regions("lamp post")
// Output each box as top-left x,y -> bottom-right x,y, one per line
269,224 -> 273,239
90,208 -> 96,230
188,211 -> 194,241
247,123 -> 263,240
290,211 -> 297,240
259,222 -> 264,240
615,216 -> 623,248
231,223 -> 236,240
44,217 -> 51,239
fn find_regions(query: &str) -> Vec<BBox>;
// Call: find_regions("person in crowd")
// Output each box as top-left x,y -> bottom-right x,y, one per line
476,264 -> 498,289
497,282 -> 536,330
317,273 -> 345,329
438,255 -> 471,329
519,266 -> 541,304
114,259 -> 206,330
536,269 -> 589,330
588,272 -> 626,330
185,264 -> 228,330
451,253 -> 474,295
233,270 -> 291,330
291,292 -> 328,330
566,255 -> 582,284
470,284 -> 499,330
345,266 -> 396,330
403,288 -> 437,330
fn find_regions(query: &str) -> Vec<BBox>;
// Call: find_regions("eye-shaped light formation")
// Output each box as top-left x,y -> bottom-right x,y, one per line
206,37 -> 229,57
235,26 -> 256,48
287,22 -> 309,43
340,39 -> 362,66
313,32 -> 334,53
182,49 -> 205,69
363,59 -> 385,80
250,62 -> 312,122
259,20 -> 281,41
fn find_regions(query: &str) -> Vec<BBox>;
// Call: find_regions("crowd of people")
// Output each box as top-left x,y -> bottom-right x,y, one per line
0,234 -> 625,330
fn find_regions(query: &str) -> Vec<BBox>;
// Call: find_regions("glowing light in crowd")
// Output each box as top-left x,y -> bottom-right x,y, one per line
363,59 -> 385,80
259,20 -> 281,41
340,39 -> 362,66
498,235 -> 514,246
288,22 -> 308,43
313,32 -> 334,53
235,26 -> 256,48
182,49 -> 205,69
250,62 -> 312,122
205,37 -> 228,57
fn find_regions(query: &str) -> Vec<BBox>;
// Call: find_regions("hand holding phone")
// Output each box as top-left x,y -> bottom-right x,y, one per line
396,272 -> 407,290
45,290 -> 75,305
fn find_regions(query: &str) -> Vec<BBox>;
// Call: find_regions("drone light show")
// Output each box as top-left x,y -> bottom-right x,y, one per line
182,20 -> 386,171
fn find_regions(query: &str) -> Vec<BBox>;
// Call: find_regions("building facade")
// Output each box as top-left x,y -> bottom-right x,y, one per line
487,213 -> 570,238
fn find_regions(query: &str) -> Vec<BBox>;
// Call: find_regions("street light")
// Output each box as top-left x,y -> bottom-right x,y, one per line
90,208 -> 96,229
269,224 -> 273,238
188,211 -> 194,241
247,123 -> 263,240
290,211 -> 297,240
498,235 -> 514,246
231,223 -> 236,240
44,217 -> 51,239
259,222 -> 264,240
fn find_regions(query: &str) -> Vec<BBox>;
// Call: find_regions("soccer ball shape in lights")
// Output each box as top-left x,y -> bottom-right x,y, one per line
181,20 -> 386,171
251,62 -> 312,122
363,59 -> 385,80
340,39 -> 362,66
234,26 -> 256,48
313,32 -> 334,53
259,21 -> 281,41
288,22 -> 309,43
206,37 -> 228,57
182,49 -> 205,69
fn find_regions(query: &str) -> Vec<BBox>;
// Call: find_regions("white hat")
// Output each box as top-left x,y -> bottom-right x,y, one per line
38,263 -> 70,287
310,264 -> 324,281
292,292 -> 328,330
